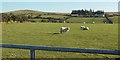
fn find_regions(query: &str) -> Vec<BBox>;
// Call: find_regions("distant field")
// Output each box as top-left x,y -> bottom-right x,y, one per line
66,16 -> 118,23
28,16 -> 118,24
41,15 -> 68,18
2,23 -> 119,58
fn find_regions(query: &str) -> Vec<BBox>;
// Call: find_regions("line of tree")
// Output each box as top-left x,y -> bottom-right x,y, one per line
1,13 -> 28,23
71,9 -> 104,17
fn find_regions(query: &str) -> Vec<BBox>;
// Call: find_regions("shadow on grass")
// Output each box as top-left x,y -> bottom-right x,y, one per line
46,32 -> 60,35
53,32 -> 60,34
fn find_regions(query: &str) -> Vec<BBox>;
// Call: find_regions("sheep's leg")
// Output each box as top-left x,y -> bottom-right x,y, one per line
60,31 -> 62,34
60,29 -> 62,34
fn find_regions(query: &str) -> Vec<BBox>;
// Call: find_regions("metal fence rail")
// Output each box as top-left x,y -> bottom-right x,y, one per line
0,44 -> 120,60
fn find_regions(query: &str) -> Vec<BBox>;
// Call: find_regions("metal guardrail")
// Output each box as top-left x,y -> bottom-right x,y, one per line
0,44 -> 120,60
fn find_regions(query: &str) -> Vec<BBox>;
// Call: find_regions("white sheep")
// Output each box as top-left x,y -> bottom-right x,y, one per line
60,27 -> 70,33
80,26 -> 89,30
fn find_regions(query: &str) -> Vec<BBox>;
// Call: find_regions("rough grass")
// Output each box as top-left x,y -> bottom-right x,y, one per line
2,23 -> 119,58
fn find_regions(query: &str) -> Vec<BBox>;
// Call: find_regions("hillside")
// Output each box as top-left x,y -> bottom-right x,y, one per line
2,10 -> 119,16
3,10 -> 68,15
1,10 -> 119,24
7,10 -> 43,13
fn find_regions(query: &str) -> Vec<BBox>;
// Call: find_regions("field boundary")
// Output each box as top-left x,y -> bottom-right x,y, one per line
0,44 -> 120,60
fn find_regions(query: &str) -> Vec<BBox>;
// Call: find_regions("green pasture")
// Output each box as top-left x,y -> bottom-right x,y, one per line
66,16 -> 118,23
41,15 -> 68,18
2,23 -> 119,58
28,16 -> 118,24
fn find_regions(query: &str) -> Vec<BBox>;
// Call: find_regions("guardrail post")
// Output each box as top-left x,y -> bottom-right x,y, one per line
30,49 -> 35,60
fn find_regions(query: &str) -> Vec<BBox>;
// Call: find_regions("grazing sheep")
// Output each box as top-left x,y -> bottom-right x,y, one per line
80,26 -> 89,30
92,21 -> 95,24
83,22 -> 86,24
60,27 -> 70,33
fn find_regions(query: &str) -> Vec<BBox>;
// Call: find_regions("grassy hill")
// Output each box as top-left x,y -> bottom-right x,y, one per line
4,10 -> 119,16
4,10 -> 68,15
3,10 -> 45,15
1,10 -> 119,24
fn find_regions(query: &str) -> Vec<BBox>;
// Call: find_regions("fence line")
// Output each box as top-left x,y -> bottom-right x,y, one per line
0,44 -> 120,60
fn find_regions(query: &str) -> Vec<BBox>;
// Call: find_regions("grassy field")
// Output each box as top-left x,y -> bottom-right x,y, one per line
2,23 -> 119,58
41,15 -> 68,18
66,16 -> 118,23
28,16 -> 118,24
